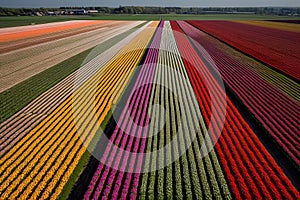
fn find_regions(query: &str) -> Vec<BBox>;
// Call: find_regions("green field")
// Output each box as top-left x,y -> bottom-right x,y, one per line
0,16 -> 82,28
1,14 -> 299,28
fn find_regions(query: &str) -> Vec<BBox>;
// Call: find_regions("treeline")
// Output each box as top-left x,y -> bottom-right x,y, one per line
0,6 -> 300,16
61,6 -> 300,15
0,7 -> 58,16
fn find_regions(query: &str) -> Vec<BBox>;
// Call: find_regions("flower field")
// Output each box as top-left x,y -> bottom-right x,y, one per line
0,19 -> 299,199
186,20 -> 300,81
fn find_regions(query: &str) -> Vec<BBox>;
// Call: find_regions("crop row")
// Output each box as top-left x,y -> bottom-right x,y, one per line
0,21 -> 157,199
0,22 -> 147,156
74,21 -> 232,200
201,31 -> 300,103
0,21 -> 141,93
0,20 -> 105,42
266,20 -> 300,24
186,20 -> 300,81
181,21 -> 300,167
83,20 -> 164,200
0,19 -> 298,199
138,21 -> 231,199
236,20 -> 300,33
171,20 -> 299,199
0,22 -> 116,54
71,20 -> 300,199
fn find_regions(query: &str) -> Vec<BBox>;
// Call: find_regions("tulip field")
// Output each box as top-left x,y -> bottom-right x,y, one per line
0,19 -> 299,199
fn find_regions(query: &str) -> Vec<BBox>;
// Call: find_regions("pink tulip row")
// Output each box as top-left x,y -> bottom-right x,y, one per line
84,21 -> 164,200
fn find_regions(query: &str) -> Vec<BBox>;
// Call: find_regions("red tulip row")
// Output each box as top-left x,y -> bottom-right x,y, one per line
179,20 -> 300,167
186,20 -> 300,81
170,20 -> 299,199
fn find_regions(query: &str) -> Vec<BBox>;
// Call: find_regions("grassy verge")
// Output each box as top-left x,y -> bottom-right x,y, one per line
0,22 -> 147,123
1,14 -> 300,28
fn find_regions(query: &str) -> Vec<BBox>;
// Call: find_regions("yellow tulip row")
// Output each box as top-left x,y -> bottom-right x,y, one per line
0,21 -> 159,199
0,107 -> 74,198
236,20 -> 300,33
0,99 -> 73,186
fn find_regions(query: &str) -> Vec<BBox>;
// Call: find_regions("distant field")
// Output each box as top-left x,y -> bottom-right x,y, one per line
0,16 -> 82,28
1,14 -> 300,27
